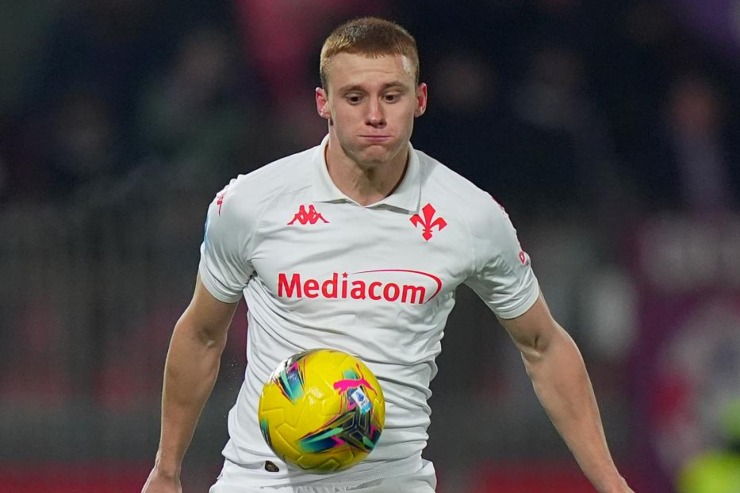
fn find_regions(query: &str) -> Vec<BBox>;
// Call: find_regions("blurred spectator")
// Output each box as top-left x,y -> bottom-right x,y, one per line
136,25 -> 258,192
595,0 -> 688,141
632,73 -> 739,215
665,75 -> 737,214
45,87 -> 123,200
411,46 -> 510,197
28,0 -> 176,148
508,42 -> 625,221
4,0 -> 237,202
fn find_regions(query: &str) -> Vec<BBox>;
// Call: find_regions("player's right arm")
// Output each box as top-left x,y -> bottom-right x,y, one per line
141,275 -> 239,493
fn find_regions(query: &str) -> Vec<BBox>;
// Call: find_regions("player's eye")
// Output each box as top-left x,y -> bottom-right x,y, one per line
346,94 -> 363,104
383,93 -> 401,103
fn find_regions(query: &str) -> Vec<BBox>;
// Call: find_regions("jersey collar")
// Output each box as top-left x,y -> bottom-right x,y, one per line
311,135 -> 421,213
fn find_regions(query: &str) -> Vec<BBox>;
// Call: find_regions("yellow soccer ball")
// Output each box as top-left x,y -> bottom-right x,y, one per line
258,348 -> 385,473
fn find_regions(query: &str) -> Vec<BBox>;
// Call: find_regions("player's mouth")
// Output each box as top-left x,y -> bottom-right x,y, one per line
360,135 -> 392,143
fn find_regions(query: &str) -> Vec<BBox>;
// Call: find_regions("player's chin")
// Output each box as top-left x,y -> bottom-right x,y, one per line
362,142 -> 403,161
360,151 -> 394,167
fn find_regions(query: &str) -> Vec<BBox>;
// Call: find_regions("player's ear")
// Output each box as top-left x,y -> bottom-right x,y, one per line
316,87 -> 331,121
414,83 -> 428,117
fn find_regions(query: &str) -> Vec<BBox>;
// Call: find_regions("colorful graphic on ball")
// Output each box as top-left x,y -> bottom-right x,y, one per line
258,348 -> 385,473
275,358 -> 306,403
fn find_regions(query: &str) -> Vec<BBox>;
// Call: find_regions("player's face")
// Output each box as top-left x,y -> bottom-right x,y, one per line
316,53 -> 427,169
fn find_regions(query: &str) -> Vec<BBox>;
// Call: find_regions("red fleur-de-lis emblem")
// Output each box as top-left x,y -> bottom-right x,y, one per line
288,204 -> 329,225
410,203 -> 447,241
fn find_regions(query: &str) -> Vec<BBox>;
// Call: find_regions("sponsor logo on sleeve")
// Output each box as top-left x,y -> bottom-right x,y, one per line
519,251 -> 528,265
216,187 -> 228,215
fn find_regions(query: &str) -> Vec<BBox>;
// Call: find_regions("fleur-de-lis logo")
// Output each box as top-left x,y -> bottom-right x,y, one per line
410,203 -> 447,241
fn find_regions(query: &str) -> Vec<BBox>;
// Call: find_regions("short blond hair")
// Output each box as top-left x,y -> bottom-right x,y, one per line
319,17 -> 420,91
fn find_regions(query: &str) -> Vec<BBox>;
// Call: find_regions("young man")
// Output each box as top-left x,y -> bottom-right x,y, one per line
142,17 -> 635,493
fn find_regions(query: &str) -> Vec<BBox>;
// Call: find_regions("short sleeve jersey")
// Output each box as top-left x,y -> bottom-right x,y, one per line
199,137 -> 540,486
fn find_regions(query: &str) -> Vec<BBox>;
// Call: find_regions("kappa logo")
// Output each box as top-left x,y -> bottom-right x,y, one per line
410,203 -> 447,241
288,204 -> 329,225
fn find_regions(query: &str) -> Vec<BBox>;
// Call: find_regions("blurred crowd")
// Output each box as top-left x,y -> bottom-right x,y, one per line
2,0 -> 739,218
1,1 -> 739,492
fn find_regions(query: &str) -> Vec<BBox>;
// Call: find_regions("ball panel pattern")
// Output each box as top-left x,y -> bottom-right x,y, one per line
258,348 -> 385,473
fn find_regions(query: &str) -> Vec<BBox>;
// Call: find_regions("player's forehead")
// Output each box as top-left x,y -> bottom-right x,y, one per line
324,52 -> 416,92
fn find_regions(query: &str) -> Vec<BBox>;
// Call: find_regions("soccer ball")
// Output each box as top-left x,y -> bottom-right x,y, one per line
258,348 -> 385,473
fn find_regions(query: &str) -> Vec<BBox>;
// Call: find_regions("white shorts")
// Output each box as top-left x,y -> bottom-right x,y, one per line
209,458 -> 436,493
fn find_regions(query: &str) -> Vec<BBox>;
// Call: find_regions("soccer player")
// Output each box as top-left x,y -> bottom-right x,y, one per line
142,17 -> 635,493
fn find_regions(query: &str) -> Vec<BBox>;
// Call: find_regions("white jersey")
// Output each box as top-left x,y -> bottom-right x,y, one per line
199,136 -> 540,487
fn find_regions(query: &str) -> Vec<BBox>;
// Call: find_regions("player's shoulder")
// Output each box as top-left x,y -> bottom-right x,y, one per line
213,145 -> 316,217
231,146 -> 315,197
415,148 -> 505,218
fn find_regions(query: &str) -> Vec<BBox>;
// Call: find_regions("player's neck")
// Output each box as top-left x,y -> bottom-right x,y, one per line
324,144 -> 408,206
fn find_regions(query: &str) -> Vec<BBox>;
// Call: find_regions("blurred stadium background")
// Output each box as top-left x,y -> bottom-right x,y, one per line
1,1 -> 739,492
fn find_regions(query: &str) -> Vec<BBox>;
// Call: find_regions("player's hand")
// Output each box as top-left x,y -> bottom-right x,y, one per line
141,468 -> 182,493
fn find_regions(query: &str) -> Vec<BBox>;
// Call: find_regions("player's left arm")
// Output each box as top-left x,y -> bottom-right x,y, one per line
497,294 -> 635,493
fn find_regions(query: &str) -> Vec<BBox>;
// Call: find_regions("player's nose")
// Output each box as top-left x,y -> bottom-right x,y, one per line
366,99 -> 385,127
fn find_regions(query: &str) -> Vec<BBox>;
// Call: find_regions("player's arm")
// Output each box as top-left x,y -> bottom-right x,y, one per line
497,294 -> 634,493
142,275 -> 239,493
